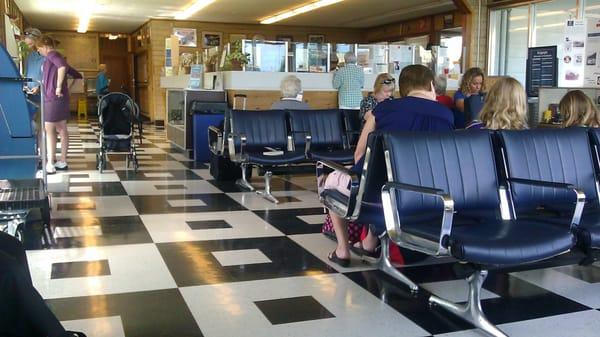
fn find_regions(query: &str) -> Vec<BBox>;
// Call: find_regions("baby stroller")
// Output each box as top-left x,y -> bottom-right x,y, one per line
96,92 -> 139,173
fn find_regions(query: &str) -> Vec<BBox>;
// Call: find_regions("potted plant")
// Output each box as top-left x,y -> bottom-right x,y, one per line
224,40 -> 250,70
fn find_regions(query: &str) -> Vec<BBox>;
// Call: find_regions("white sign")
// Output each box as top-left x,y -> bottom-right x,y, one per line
559,19 -> 586,87
585,19 -> 600,87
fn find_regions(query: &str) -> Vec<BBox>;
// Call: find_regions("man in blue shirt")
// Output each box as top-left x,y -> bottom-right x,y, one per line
23,28 -> 45,105
333,52 -> 364,109
96,64 -> 109,96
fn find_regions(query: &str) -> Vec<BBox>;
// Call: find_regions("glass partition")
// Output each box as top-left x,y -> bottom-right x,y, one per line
333,43 -> 356,69
291,43 -> 331,72
241,40 -> 288,72
357,44 -> 389,74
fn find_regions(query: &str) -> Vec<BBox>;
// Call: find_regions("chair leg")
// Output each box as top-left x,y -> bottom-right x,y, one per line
236,163 -> 255,191
256,171 -> 279,204
376,235 -> 419,292
429,270 -> 508,337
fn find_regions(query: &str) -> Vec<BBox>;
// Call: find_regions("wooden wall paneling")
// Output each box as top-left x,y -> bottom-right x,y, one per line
146,19 -> 365,123
99,37 -> 130,93
49,31 -> 100,71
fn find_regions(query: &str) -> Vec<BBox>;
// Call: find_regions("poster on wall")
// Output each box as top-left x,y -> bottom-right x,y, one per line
559,19 -> 586,87
585,19 -> 600,87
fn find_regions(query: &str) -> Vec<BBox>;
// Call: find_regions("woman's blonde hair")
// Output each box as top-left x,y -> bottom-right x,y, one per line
559,90 -> 600,128
479,77 -> 528,130
459,67 -> 485,94
373,73 -> 395,95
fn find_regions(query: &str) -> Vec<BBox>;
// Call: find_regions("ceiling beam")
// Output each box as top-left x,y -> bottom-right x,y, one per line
452,0 -> 473,13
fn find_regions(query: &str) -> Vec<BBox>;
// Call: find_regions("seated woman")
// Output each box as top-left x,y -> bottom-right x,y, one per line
359,73 -> 395,125
270,75 -> 310,110
455,67 -> 485,118
559,90 -> 600,128
467,77 -> 528,130
0,232 -> 86,337
325,65 -> 454,267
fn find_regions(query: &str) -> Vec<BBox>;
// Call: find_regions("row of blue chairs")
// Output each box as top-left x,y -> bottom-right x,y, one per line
209,108 -> 361,203
318,127 -> 600,337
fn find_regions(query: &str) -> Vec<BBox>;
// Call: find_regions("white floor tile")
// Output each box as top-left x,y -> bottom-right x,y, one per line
191,169 -> 213,180
69,185 -> 93,192
511,265 -> 600,308
420,279 -> 500,303
144,172 -> 174,178
212,249 -> 272,267
169,153 -> 194,161
180,274 -> 429,337
55,225 -> 103,238
435,310 -> 600,337
297,214 -> 326,225
288,233 -> 375,273
140,211 -> 283,243
51,196 -> 138,219
28,244 -> 176,299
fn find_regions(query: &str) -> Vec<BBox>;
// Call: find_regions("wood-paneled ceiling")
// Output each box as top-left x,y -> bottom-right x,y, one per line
15,0 -> 456,33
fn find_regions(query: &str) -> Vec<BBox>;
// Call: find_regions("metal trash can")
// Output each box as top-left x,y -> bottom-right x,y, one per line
192,101 -> 228,162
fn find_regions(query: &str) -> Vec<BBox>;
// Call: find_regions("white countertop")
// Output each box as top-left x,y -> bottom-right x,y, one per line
161,71 -> 458,91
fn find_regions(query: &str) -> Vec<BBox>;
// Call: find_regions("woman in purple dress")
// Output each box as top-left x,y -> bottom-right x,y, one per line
36,35 -> 82,174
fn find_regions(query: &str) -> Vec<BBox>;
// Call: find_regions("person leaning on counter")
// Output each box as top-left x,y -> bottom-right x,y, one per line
333,52 -> 364,110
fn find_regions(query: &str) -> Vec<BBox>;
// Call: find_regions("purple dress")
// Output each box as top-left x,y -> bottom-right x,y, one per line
42,51 -> 82,122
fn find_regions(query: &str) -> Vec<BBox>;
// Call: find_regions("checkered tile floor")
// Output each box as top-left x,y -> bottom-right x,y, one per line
26,119 -> 600,337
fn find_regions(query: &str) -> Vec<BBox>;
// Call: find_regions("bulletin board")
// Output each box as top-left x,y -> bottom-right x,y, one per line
51,32 -> 99,71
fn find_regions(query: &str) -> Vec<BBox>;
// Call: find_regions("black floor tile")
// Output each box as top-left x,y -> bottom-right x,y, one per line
180,161 -> 209,169
157,236 -> 336,287
51,182 -> 127,197
253,208 -> 326,235
46,289 -> 204,337
186,220 -> 232,230
51,260 -> 111,279
129,194 -> 246,214
50,216 -> 153,249
115,169 -> 203,181
154,184 -> 187,190
254,296 -> 335,325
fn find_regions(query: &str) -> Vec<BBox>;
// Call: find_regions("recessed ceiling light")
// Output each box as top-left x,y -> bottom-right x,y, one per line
260,0 -> 344,25
175,0 -> 216,20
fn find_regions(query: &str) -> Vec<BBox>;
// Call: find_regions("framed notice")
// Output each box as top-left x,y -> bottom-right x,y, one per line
173,28 -> 197,47
526,46 -> 558,97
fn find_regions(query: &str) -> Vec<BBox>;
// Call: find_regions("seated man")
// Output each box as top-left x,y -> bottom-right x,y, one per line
0,232 -> 86,337
270,75 -> 310,110
325,65 -> 455,267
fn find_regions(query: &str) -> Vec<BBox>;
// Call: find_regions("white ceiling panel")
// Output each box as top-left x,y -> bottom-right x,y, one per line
15,0 -> 456,33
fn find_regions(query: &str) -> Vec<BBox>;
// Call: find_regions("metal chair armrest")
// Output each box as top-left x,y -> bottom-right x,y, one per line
316,160 -> 360,218
289,131 -> 312,156
208,126 -> 223,155
509,178 -> 586,228
382,181 -> 454,255
227,133 -> 246,162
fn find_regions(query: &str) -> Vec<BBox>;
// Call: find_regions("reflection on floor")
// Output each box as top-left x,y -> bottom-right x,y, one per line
25,119 -> 600,337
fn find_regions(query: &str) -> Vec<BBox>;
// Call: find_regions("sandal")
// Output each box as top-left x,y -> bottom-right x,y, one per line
328,250 -> 351,268
350,241 -> 381,258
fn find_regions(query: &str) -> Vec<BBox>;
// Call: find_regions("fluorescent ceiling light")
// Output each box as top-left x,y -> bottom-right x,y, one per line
260,0 -> 344,24
175,0 -> 216,20
77,0 -> 94,33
